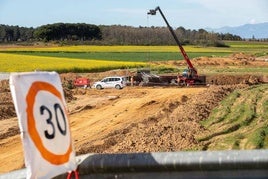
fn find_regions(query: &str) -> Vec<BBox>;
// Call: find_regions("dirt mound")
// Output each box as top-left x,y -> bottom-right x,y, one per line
0,80 -> 9,93
207,74 -> 262,85
192,56 -> 258,66
172,85 -> 247,122
0,92 -> 16,120
231,52 -> 255,61
0,125 -> 19,141
64,88 -> 76,102
149,55 -> 264,68
76,84 -> 247,154
0,82 -> 75,120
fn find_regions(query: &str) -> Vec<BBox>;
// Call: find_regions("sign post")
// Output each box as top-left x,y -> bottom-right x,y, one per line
10,72 -> 77,179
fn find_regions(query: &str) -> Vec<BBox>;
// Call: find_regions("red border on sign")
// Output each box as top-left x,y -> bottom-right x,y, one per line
26,81 -> 72,165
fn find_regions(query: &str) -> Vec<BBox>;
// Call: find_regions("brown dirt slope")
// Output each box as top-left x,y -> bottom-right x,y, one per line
76,85 -> 247,154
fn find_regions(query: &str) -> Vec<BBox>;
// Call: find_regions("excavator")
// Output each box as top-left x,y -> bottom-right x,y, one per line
147,6 -> 206,86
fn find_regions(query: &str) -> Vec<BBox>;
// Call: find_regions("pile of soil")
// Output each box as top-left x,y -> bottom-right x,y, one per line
207,74 -> 262,85
0,92 -> 16,120
77,84 -> 247,154
231,52 -> 255,61
149,55 -> 266,67
0,80 -> 16,120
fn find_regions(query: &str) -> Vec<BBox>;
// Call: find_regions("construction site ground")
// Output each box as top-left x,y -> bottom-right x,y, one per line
0,55 -> 268,174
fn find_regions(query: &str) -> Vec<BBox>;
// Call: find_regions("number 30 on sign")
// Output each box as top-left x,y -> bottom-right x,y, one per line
10,72 -> 76,179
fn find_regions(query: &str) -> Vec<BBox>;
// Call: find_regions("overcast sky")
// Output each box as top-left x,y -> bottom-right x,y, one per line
0,0 -> 267,29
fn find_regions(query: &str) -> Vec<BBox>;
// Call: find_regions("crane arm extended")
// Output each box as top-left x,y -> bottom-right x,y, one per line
148,6 -> 197,76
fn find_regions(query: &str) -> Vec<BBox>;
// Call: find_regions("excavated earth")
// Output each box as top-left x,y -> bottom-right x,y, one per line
0,55 -> 267,173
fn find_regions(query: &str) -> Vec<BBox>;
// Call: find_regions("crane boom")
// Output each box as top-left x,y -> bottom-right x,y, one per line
148,6 -> 197,76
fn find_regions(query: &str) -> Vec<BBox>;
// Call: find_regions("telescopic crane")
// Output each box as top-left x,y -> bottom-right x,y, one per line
147,6 -> 206,86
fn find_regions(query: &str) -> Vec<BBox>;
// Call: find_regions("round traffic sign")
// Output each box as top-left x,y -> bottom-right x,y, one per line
26,81 -> 72,165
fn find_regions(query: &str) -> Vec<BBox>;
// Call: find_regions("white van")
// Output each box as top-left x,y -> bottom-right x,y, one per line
93,76 -> 127,90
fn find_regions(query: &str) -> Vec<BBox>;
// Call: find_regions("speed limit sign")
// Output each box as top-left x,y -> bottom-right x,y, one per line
10,72 -> 77,179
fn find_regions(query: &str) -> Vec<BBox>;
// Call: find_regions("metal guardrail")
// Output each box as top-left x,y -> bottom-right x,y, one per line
1,150 -> 268,179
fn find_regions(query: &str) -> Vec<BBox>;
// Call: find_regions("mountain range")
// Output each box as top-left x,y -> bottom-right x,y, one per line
206,22 -> 268,39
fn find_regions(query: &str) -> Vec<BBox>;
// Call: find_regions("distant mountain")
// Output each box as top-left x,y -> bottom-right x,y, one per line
206,22 -> 268,39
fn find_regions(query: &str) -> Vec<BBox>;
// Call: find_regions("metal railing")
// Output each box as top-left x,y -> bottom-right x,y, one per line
1,149 -> 268,179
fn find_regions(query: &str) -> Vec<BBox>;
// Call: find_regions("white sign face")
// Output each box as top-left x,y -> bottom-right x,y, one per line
10,72 -> 76,179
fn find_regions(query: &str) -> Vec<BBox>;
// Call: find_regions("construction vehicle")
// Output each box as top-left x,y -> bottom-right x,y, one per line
133,69 -> 180,86
147,6 -> 206,86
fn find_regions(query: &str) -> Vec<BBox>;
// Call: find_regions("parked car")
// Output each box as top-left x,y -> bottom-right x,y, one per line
93,76 -> 127,90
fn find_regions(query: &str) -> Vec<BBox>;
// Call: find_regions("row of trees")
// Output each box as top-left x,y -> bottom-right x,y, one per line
100,25 -> 242,46
1,23 -> 263,46
34,23 -> 102,41
0,25 -> 34,42
0,23 -> 101,42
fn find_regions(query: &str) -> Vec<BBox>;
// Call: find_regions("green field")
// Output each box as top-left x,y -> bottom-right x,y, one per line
0,41 -> 267,72
5,52 -> 230,62
2,42 -> 268,61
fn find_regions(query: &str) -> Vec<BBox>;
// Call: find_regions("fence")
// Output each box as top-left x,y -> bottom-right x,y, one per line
1,149 -> 268,179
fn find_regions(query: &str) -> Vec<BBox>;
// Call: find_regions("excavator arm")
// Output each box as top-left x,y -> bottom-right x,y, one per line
147,6 -> 197,77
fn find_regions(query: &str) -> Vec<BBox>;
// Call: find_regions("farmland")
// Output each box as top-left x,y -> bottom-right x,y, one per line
0,42 -> 268,173
0,41 -> 267,73
0,53 -> 145,72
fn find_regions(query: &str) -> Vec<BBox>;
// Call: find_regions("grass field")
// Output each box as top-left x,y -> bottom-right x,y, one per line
0,41 -> 267,72
198,84 -> 268,150
5,52 -> 231,62
0,45 -> 233,62
0,45 -> 232,53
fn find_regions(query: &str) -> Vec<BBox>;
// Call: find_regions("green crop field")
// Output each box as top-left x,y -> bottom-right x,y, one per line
5,52 -> 230,62
225,41 -> 268,56
0,41 -> 267,72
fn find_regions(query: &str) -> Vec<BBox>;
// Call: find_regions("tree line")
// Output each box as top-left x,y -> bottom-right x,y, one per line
0,24 -> 34,42
34,23 -> 101,41
100,25 -> 243,46
1,23 -> 265,46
